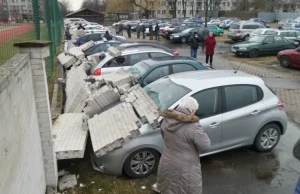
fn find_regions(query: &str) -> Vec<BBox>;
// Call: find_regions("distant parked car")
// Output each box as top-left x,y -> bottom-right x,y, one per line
207,24 -> 224,36
145,23 -> 170,36
208,19 -> 221,26
170,27 -> 205,43
290,23 -> 300,31
83,41 -> 121,57
276,30 -> 300,45
163,26 -> 192,40
278,19 -> 295,28
277,47 -> 300,68
112,20 -> 130,27
231,35 -> 296,58
91,46 -> 174,75
91,70 -> 287,178
249,28 -> 278,37
228,22 -> 266,41
250,18 -> 267,26
75,32 -> 126,46
128,56 -> 210,87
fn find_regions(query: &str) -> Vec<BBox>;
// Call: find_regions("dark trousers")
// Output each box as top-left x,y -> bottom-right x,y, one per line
206,55 -> 213,64
137,31 -> 140,39
296,177 -> 300,194
119,30 -> 123,36
150,31 -> 153,40
127,30 -> 131,38
191,49 -> 197,58
155,32 -> 159,40
142,31 -> 145,39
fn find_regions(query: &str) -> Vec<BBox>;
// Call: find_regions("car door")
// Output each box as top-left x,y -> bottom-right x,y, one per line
260,36 -> 275,55
141,65 -> 170,87
191,87 -> 223,152
221,85 -> 265,148
273,36 -> 285,54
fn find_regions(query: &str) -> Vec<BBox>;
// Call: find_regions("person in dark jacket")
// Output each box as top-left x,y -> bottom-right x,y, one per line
136,23 -> 141,39
155,23 -> 160,40
205,31 -> 216,68
156,97 -> 211,194
77,23 -> 85,30
115,24 -> 119,35
149,23 -> 153,40
294,139 -> 300,194
188,32 -> 201,58
141,24 -> 146,39
126,23 -> 131,38
65,26 -> 72,49
119,24 -> 123,36
103,31 -> 112,41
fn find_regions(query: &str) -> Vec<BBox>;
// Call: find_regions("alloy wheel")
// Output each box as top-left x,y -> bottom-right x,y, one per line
280,56 -> 290,68
260,128 -> 279,149
249,49 -> 259,58
130,151 -> 156,175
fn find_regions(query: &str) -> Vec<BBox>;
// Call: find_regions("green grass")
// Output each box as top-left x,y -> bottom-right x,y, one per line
0,26 -> 18,32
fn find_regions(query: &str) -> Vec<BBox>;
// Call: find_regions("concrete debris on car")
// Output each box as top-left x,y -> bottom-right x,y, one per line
53,41 -> 160,159
58,174 -> 77,191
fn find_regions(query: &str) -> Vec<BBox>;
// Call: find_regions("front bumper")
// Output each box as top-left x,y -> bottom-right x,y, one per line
170,36 -> 181,42
231,47 -> 249,56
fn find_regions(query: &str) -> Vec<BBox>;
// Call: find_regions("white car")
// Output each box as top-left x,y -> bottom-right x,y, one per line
250,28 -> 278,37
208,19 -> 221,26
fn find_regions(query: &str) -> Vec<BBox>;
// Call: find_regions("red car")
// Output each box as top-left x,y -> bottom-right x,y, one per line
277,48 -> 300,68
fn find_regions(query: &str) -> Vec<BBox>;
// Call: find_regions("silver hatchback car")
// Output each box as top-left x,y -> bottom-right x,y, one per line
91,70 -> 288,178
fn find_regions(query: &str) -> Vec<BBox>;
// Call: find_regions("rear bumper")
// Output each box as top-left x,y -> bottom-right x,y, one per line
227,34 -> 243,41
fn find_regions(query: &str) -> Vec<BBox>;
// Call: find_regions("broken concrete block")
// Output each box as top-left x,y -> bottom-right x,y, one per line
46,186 -> 56,194
58,174 -> 77,191
68,47 -> 85,60
88,104 -> 141,157
53,113 -> 88,160
58,169 -> 70,177
57,53 -> 77,69
87,53 -> 102,65
78,41 -> 95,51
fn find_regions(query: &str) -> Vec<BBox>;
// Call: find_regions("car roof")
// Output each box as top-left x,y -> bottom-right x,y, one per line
121,47 -> 168,55
142,56 -> 197,66
94,40 -> 120,45
168,70 -> 263,91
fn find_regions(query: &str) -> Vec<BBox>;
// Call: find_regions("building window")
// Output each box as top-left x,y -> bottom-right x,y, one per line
190,10 -> 193,14
162,10 -> 166,14
223,2 -> 226,6
178,1 -> 181,5
196,10 -> 199,14
227,2 -> 230,6
157,10 -> 160,14
197,2 -> 201,6
178,10 -> 181,14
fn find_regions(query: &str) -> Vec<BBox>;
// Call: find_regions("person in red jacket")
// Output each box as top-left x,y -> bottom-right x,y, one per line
205,31 -> 216,68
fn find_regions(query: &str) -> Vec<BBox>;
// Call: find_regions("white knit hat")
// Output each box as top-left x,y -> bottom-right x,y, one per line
178,96 -> 199,112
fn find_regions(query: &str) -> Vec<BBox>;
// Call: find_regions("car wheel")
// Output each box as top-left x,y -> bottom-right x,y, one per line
254,124 -> 281,152
243,35 -> 249,41
123,148 -> 160,179
249,49 -> 259,58
280,55 -> 290,68
181,37 -> 187,44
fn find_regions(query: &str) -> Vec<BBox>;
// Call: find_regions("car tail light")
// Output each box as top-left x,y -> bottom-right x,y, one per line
173,51 -> 179,56
278,100 -> 284,111
94,68 -> 101,76
237,30 -> 242,34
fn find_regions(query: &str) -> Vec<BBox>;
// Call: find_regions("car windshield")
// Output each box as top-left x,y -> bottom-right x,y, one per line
182,28 -> 192,33
230,24 -> 240,29
128,62 -> 150,77
144,77 -> 191,111
248,36 -> 265,42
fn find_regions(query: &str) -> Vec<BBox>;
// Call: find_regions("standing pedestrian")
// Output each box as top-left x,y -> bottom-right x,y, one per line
205,31 -> 216,68
126,23 -> 131,38
77,23 -> 85,30
155,97 -> 211,194
104,30 -> 112,41
141,23 -> 146,39
115,24 -> 119,35
136,23 -> 141,39
154,23 -> 160,40
119,24 -> 123,36
188,32 -> 201,58
294,139 -> 300,194
149,23 -> 153,40
65,25 -> 73,49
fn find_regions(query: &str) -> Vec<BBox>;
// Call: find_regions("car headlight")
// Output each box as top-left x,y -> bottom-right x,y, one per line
238,47 -> 247,51
173,35 -> 179,38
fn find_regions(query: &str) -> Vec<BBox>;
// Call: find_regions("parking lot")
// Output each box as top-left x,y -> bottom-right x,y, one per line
61,33 -> 300,194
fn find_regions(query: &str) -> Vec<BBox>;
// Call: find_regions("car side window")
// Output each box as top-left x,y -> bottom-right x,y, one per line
150,52 -> 170,58
264,36 -> 274,44
288,32 -> 296,37
280,32 -> 288,37
266,30 -> 276,35
224,85 -> 259,112
274,36 -> 283,43
89,34 -> 103,41
81,35 -> 89,42
242,25 -> 251,29
129,53 -> 149,66
103,56 -> 126,68
143,66 -> 169,84
192,88 -> 219,119
172,64 -> 197,74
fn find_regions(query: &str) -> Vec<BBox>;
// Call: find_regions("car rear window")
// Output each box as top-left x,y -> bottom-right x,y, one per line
230,24 -> 240,29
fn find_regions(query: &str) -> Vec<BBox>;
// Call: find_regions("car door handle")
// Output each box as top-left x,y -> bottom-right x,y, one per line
209,122 -> 220,128
250,110 -> 261,115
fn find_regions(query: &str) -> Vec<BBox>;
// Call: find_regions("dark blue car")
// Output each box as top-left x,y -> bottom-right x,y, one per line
75,32 -> 126,46
170,27 -> 210,44
128,56 -> 210,87
250,18 -> 267,26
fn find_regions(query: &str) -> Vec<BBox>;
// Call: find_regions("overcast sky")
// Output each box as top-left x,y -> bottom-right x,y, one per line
67,0 -> 83,11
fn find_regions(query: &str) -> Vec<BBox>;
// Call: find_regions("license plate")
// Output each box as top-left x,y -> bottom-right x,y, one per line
231,48 -> 236,53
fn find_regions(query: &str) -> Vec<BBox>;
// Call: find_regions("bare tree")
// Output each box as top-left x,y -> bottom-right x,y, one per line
181,0 -> 188,18
60,0 -> 72,16
81,0 -> 106,12
106,0 -> 133,12
131,0 -> 162,19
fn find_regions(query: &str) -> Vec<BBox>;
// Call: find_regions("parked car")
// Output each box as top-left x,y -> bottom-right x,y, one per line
207,24 -> 224,36
91,70 -> 287,178
75,32 -> 126,46
84,26 -> 108,34
83,41 -> 121,57
290,23 -> 300,31
249,28 -> 278,37
208,19 -> 221,26
128,56 -> 211,87
112,20 -> 130,27
276,30 -> 300,45
278,19 -> 295,28
170,27 -> 204,43
145,23 -> 170,35
119,42 -> 179,56
163,26 -> 191,40
282,23 -> 293,30
277,47 -> 300,68
231,35 -> 297,58
228,22 -> 266,41
249,18 -> 267,26
91,46 -> 174,75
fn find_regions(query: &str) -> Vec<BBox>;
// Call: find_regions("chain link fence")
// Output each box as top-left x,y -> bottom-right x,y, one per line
0,0 -> 63,78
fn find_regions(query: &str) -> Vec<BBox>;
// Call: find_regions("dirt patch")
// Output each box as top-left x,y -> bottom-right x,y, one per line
224,52 -> 278,67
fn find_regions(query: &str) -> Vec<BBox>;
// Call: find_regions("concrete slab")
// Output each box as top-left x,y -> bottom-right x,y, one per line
78,41 -> 95,51
52,113 -> 88,160
68,47 -> 85,60
57,53 -> 77,69
58,174 -> 77,191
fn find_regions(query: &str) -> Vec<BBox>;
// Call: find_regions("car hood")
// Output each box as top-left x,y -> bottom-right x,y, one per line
233,41 -> 259,47
278,49 -> 298,55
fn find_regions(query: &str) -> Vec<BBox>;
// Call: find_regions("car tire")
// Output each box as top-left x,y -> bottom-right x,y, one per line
123,148 -> 160,179
254,123 -> 281,152
181,37 -> 187,44
280,55 -> 290,68
243,35 -> 249,41
249,49 -> 259,58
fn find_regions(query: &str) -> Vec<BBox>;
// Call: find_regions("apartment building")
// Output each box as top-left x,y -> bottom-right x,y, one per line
0,0 -> 9,21
6,0 -> 33,20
